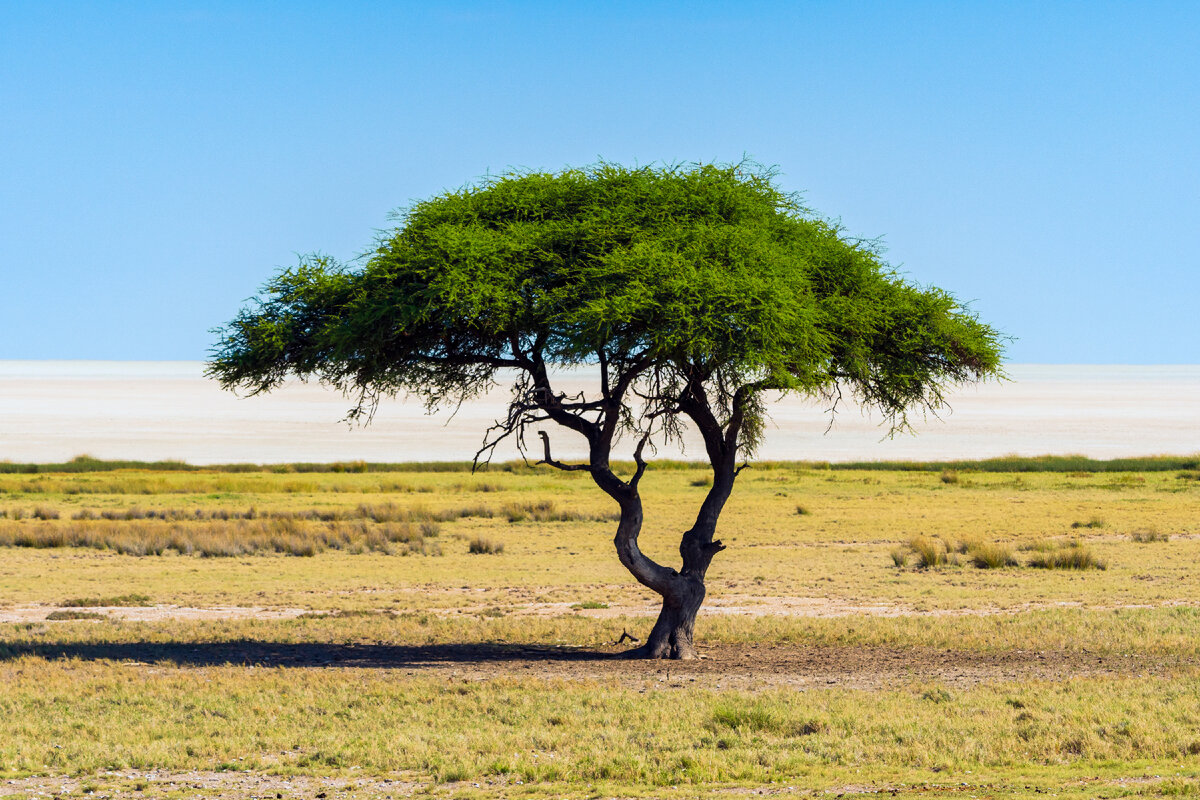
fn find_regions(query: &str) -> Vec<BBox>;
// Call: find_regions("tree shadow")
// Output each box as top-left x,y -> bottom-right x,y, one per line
0,640 -> 622,668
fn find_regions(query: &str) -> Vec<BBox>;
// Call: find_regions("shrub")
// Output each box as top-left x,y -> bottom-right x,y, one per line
940,470 -> 960,484
795,504 -> 811,516
889,546 -> 908,568
1131,528 -> 1170,543
1070,517 -> 1105,529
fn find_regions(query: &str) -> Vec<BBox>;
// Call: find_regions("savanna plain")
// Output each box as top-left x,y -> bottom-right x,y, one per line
3,457 -> 1200,799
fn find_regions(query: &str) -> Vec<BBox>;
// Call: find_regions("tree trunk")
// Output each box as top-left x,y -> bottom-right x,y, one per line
629,576 -> 706,659
613,498 -> 723,659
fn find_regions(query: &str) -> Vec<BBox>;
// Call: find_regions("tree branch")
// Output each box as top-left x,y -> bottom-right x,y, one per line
536,431 -> 591,472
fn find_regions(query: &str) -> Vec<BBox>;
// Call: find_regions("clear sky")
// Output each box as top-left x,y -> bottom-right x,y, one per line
2,1 -> 1197,363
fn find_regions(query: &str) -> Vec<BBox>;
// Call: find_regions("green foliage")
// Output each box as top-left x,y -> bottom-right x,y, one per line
208,162 -> 1003,456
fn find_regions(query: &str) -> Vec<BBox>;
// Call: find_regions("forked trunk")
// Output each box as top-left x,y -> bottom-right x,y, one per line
613,495 -> 725,660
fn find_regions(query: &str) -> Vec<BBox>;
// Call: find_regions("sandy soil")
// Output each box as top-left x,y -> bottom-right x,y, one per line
0,771 -> 425,800
0,770 -> 1176,800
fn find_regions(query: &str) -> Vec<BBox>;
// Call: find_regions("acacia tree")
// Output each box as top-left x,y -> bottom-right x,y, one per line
208,162 -> 1003,659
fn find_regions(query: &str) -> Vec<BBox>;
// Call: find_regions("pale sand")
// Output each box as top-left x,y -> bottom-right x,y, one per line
1,362 -> 1197,464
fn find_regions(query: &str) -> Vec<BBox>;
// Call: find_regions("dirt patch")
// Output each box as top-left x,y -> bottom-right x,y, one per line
418,642 -> 1180,691
0,766 -> 1185,800
8,638 -> 1181,691
0,770 -> 423,799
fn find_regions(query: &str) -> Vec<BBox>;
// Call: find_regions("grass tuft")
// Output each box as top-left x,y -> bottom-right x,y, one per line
966,541 -> 1018,569
46,610 -> 107,620
1028,541 -> 1106,570
468,536 -> 504,555
908,536 -> 949,568
61,594 -> 151,607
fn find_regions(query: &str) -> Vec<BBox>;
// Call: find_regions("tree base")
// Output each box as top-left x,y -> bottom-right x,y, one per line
616,642 -> 698,660
618,590 -> 703,660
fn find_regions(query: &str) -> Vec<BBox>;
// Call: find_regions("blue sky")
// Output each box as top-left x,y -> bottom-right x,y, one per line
2,1 -> 1197,363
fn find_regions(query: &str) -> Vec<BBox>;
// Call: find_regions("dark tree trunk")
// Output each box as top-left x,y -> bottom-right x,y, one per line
632,575 -> 706,659
613,494 -> 727,660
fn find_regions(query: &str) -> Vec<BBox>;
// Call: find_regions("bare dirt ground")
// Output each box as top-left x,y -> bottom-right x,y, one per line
9,638 -> 1184,691
0,769 -> 1182,800
0,771 -> 425,800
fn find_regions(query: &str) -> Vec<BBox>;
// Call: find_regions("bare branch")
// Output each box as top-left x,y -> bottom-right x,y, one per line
630,429 -> 654,489
536,431 -> 592,472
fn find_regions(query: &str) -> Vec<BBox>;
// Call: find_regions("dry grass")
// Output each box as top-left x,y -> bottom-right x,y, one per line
501,499 -> 616,523
0,517 -> 448,557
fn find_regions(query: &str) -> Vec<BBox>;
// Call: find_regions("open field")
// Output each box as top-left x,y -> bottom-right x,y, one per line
2,461 -> 1200,798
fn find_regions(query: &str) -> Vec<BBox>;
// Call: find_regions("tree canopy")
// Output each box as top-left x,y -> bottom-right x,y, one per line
209,161 -> 1004,658
211,162 -> 1001,452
